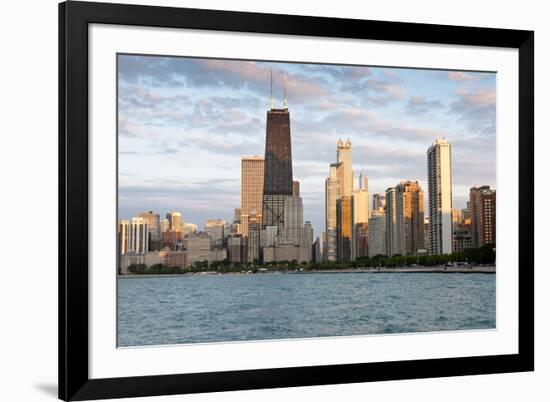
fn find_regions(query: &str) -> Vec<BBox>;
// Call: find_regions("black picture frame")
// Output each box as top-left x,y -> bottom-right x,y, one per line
59,1 -> 534,400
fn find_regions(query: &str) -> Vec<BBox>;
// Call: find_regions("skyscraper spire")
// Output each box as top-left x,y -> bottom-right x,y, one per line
358,167 -> 368,191
270,70 -> 274,110
283,73 -> 287,109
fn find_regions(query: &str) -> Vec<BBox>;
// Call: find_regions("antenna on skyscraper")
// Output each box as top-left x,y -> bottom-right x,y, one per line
270,70 -> 274,110
283,73 -> 287,109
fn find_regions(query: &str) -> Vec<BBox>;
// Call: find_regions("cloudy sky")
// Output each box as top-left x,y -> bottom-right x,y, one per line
118,54 -> 496,238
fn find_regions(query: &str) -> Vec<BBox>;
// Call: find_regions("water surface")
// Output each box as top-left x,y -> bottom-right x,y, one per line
117,272 -> 496,347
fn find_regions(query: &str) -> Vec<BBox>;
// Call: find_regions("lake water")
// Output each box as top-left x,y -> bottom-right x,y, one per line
117,272 -> 496,347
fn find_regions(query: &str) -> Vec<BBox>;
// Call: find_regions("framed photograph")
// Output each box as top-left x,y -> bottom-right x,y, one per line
59,1 -> 534,400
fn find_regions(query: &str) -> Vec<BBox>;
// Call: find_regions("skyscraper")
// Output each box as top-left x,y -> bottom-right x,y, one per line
262,108 -> 293,232
313,236 -> 322,263
424,217 -> 430,254
427,138 -> 453,255
234,208 -> 241,224
469,186 -> 496,247
241,156 -> 264,236
368,209 -> 386,257
258,75 -> 312,263
324,163 -> 340,262
166,211 -> 182,233
292,181 -> 300,197
304,221 -> 314,261
358,168 -> 368,191
324,139 -> 355,262
395,180 -> 425,255
227,234 -> 248,264
351,174 -> 369,259
204,219 -> 225,249
280,195 -> 304,245
181,223 -> 198,237
372,193 -> 386,211
247,212 -> 261,264
119,217 -> 149,255
336,139 -> 353,197
336,196 -> 352,261
385,187 -> 398,256
352,188 -> 370,224
462,202 -> 471,221
160,218 -> 169,234
138,211 -> 161,242
452,208 -> 462,224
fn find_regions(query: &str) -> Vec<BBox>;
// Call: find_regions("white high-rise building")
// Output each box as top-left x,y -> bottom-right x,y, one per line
119,217 -> 149,255
427,138 -> 453,255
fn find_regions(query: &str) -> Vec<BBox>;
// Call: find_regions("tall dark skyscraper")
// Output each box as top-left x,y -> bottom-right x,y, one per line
262,108 -> 293,231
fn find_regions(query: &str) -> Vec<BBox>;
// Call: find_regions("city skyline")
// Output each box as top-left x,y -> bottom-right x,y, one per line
118,55 -> 496,236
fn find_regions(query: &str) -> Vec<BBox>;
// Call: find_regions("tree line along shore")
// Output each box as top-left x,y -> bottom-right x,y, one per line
122,244 -> 495,276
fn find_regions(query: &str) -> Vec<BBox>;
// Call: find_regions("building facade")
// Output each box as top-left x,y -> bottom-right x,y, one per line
204,219 -> 225,249
138,211 -> 161,242
424,217 -> 430,254
160,218 -> 169,233
304,221 -> 314,261
161,230 -> 182,250
336,138 -> 353,197
240,156 -> 264,236
119,252 -> 145,275
351,180 -> 369,260
181,223 -> 198,237
395,180 -> 425,255
183,232 -> 211,267
228,234 -> 248,264
280,195 -> 304,245
166,211 -> 182,233
372,193 -> 386,211
358,168 -> 368,191
313,236 -> 322,263
144,250 -> 167,267
385,187 -> 398,256
336,196 -> 352,261
453,221 -> 472,252
427,138 -> 453,255
165,251 -> 188,268
368,209 -> 386,257
262,108 -> 293,232
324,163 -> 340,261
292,181 -> 300,197
469,186 -> 496,247
247,213 -> 261,264
119,217 -> 149,255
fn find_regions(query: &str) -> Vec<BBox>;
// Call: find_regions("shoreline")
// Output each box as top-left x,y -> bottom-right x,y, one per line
118,265 -> 495,278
